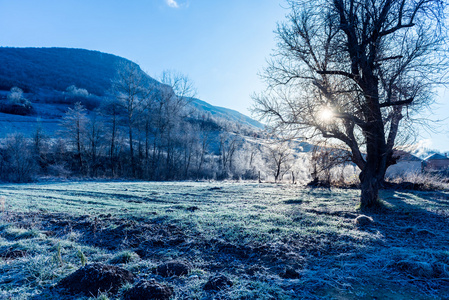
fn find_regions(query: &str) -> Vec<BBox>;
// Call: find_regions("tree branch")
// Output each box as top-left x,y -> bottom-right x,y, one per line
316,70 -> 359,82
379,98 -> 413,108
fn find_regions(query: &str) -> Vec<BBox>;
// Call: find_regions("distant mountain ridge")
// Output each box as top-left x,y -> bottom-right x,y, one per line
0,47 -> 262,129
189,98 -> 263,129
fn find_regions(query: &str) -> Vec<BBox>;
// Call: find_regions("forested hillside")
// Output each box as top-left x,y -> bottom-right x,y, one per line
0,47 -> 317,183
0,47 -> 160,95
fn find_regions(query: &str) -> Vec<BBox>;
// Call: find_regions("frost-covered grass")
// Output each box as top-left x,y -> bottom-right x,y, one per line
0,181 -> 448,299
0,182 -> 362,242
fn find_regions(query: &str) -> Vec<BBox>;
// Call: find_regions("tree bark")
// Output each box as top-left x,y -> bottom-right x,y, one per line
359,120 -> 387,209
359,163 -> 381,209
358,77 -> 387,209
129,125 -> 135,177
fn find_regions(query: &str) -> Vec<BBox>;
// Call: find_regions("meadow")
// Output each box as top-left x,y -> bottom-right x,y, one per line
0,181 -> 448,299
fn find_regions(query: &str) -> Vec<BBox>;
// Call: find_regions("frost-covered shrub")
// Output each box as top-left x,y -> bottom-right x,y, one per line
0,87 -> 33,115
63,85 -> 101,109
387,171 -> 449,190
66,85 -> 89,98
0,134 -> 37,182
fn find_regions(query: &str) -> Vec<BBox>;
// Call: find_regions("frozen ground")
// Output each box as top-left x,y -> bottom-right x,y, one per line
0,181 -> 448,299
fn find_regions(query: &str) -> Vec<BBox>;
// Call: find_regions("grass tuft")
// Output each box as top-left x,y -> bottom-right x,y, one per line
109,251 -> 140,264
3,227 -> 44,240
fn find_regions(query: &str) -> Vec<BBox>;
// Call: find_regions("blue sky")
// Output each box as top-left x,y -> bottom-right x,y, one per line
0,0 -> 448,152
0,0 -> 285,114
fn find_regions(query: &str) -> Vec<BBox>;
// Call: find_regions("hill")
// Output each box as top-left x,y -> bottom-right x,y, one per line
0,47 -> 263,130
189,98 -> 263,129
0,47 -> 158,96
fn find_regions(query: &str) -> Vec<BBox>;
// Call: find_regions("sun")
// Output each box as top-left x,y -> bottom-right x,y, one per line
318,107 -> 334,123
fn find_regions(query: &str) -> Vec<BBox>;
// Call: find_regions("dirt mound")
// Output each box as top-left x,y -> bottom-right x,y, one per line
0,248 -> 27,260
186,206 -> 199,212
58,263 -> 135,296
154,261 -> 191,277
204,274 -> 233,291
212,238 -> 250,258
279,266 -> 301,279
395,260 -> 435,278
123,279 -> 173,300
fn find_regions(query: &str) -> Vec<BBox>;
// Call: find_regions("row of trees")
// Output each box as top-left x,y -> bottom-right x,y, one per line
0,63 -> 348,183
0,128 -> 331,184
0,126 -> 357,185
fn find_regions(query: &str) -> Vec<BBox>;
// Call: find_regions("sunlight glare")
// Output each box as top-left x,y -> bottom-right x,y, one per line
318,108 -> 334,123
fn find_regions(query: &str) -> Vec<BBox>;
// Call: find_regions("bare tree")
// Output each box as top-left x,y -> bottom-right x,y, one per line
33,118 -> 49,172
193,113 -> 216,178
160,70 -> 196,108
3,134 -> 36,182
60,102 -> 88,172
86,110 -> 105,176
267,141 -> 294,182
112,62 -> 149,176
309,144 -> 352,186
150,71 -> 196,179
253,0 -> 448,209
218,132 -> 240,179
101,97 -> 125,177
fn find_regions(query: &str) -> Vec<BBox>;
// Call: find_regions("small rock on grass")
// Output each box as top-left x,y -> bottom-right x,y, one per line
123,279 -> 173,300
58,263 -> 135,296
355,215 -> 374,226
204,274 -> 233,291
154,261 -> 191,277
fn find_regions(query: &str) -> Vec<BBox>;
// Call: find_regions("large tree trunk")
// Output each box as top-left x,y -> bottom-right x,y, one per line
359,125 -> 385,209
359,163 -> 381,209
359,81 -> 387,210
129,125 -> 135,177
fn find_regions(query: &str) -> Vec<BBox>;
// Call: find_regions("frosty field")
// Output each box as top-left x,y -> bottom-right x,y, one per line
0,181 -> 448,299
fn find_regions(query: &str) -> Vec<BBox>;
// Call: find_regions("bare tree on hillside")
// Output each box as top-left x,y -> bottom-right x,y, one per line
86,110 -> 105,176
152,71 -> 196,179
309,144 -> 352,186
112,63 -> 150,176
60,102 -> 88,172
194,114 -> 216,178
101,97 -> 125,176
253,0 -> 448,209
